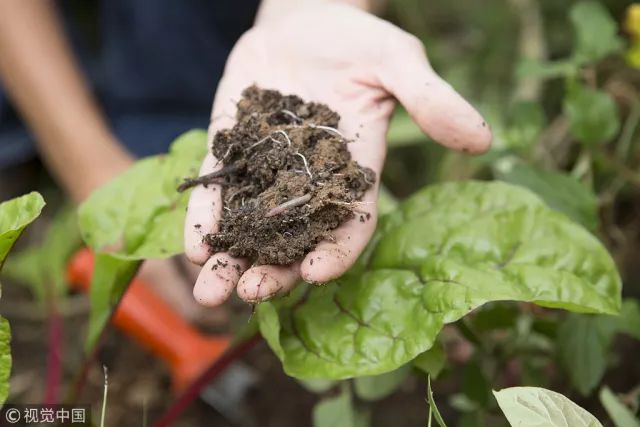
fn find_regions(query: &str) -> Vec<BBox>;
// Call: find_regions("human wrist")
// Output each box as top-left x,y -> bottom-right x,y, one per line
255,0 -> 380,25
48,127 -> 133,203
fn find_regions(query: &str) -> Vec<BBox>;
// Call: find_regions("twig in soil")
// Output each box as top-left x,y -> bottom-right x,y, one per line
177,164 -> 239,192
295,152 -> 313,179
265,193 -> 313,217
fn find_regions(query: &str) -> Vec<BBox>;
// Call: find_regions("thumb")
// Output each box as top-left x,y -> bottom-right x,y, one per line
377,36 -> 492,154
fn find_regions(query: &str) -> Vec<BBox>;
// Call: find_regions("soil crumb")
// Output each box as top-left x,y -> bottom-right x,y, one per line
182,86 -> 375,265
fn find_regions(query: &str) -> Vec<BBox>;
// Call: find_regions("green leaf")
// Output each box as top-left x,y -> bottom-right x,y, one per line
516,59 -> 577,80
377,185 -> 399,216
354,364 -> 411,401
0,318 -> 11,404
494,161 -> 599,230
428,376 -> 448,427
258,182 -> 621,379
299,379 -> 337,394
494,387 -> 603,427
557,314 -> 617,395
312,384 -> 369,427
564,84 -> 620,145
78,130 -> 207,260
471,304 -> 518,332
570,1 -> 624,64
463,360 -> 491,408
0,192 -> 45,268
85,254 -> 140,351
503,102 -> 545,150
0,192 -> 44,404
413,341 -> 446,379
615,299 -> 640,340
3,206 -> 81,301
600,387 -> 640,427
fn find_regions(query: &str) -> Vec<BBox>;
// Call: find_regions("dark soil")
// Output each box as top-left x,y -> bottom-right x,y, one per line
181,86 -> 375,265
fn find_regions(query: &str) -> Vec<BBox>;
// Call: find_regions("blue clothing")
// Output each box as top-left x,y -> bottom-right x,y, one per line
0,0 -> 259,167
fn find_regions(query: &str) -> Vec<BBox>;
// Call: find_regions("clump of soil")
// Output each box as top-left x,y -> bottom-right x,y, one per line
180,86 -> 375,265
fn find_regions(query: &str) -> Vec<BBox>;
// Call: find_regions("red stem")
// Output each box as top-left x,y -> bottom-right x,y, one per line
64,261 -> 142,404
44,302 -> 63,404
153,334 -> 261,427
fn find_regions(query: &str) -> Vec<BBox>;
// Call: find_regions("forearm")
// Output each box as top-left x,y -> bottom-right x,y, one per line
0,0 -> 132,202
256,0 -> 383,24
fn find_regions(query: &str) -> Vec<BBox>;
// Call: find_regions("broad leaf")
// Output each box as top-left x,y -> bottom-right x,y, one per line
3,206 -> 81,301
463,360 -> 491,408
471,304 -> 518,332
599,387 -> 640,427
557,313 -> 617,395
0,192 -> 45,267
299,379 -> 336,393
0,318 -> 10,404
564,84 -> 620,145
78,130 -> 207,260
258,182 -> 621,379
494,387 -> 602,427
354,364 -> 411,401
86,254 -> 140,351
503,102 -> 545,150
494,161 -> 599,230
0,192 -> 44,404
570,1 -> 624,64
615,299 -> 640,341
312,384 -> 368,427
413,341 -> 446,378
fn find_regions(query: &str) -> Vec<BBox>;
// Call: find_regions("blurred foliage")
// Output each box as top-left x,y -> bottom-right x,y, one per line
0,192 -> 45,405
3,206 -> 81,302
382,0 -> 640,425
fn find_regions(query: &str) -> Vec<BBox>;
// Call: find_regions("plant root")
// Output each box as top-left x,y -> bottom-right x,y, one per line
295,152 -> 313,179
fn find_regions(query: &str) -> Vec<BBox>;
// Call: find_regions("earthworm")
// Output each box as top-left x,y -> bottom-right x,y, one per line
265,193 -> 313,217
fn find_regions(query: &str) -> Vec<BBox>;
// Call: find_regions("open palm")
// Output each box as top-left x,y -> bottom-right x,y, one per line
184,3 -> 492,306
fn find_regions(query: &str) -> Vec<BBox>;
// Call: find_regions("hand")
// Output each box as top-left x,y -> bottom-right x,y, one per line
184,3 -> 492,306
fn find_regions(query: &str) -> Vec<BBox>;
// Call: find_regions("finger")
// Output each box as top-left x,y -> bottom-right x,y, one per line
301,186 -> 377,283
184,152 -> 224,265
377,36 -> 492,154
237,263 -> 301,303
301,115 -> 382,284
193,253 -> 249,307
183,101 -> 237,265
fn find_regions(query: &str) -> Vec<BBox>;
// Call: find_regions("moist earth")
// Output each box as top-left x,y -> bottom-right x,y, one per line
181,85 -> 375,265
